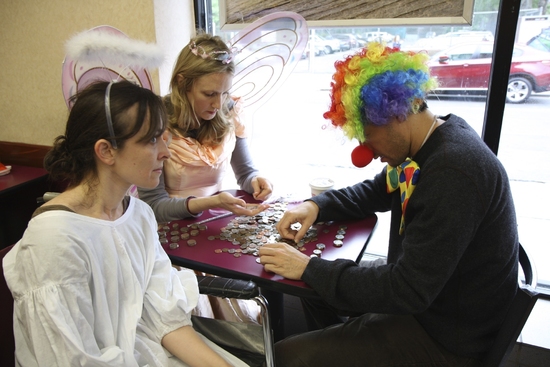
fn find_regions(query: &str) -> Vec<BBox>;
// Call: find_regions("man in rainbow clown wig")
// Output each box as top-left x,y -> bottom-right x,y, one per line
259,42 -> 518,366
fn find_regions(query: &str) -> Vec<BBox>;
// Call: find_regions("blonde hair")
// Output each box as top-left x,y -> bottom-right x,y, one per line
168,33 -> 235,144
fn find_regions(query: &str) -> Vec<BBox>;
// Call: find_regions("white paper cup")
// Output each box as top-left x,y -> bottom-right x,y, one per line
309,178 -> 335,196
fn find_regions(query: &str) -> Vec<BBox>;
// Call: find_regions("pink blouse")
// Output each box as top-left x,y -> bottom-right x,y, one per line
164,104 -> 247,198
164,132 -> 236,198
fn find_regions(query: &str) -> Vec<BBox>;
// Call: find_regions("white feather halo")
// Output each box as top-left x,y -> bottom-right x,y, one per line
65,28 -> 164,69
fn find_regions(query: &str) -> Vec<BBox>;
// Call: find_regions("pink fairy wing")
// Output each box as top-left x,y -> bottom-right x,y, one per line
228,12 -> 308,112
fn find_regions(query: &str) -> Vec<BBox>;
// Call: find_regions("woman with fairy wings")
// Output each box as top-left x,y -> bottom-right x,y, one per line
138,33 -> 274,325
138,33 -> 273,223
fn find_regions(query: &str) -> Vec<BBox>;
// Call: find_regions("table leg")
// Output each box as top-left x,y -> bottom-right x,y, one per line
260,288 -> 285,342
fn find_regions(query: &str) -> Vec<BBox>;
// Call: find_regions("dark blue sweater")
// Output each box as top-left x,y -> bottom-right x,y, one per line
305,114 -> 518,360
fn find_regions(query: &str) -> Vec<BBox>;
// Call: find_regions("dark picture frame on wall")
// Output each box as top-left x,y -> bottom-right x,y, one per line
219,0 -> 474,30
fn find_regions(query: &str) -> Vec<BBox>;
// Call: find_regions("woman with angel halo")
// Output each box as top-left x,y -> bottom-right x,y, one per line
138,33 -> 274,325
3,80 -> 248,367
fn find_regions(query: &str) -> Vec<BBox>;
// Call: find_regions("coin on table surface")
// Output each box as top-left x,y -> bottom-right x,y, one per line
187,239 -> 197,246
214,249 -> 223,254
169,243 -> 179,249
316,243 -> 326,250
333,240 -> 344,247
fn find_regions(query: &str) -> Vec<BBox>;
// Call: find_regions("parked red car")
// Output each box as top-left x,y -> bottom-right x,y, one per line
428,42 -> 550,103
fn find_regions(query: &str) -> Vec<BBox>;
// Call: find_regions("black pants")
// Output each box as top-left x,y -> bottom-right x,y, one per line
275,311 -> 483,367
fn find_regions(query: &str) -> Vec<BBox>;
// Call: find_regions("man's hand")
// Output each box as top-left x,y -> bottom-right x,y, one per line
258,242 -> 310,280
275,201 -> 320,243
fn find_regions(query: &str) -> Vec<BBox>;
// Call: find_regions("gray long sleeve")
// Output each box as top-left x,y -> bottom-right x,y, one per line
137,172 -> 198,223
231,137 -> 259,193
139,137 -> 259,223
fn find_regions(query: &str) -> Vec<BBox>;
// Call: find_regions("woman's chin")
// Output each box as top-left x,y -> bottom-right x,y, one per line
201,112 -> 217,120
136,178 -> 160,190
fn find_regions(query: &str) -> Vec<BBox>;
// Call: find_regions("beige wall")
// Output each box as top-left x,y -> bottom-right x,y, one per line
0,0 -> 194,146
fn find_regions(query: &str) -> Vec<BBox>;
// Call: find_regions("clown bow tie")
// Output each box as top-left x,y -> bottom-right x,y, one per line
386,158 -> 421,235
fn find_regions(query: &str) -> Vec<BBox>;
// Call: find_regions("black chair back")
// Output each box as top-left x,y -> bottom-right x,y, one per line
482,243 -> 539,367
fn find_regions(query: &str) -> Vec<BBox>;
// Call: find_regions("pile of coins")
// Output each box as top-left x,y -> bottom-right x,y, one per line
158,202 -> 350,261
214,202 -> 290,257
158,222 -> 207,250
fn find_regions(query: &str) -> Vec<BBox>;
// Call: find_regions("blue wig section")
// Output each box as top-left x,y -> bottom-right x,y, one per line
360,69 -> 429,126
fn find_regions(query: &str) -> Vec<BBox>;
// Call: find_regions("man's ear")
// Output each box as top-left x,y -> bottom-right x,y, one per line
412,98 -> 427,112
94,139 -> 116,166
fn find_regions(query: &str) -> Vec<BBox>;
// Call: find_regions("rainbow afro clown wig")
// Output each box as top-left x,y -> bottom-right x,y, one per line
323,42 -> 438,144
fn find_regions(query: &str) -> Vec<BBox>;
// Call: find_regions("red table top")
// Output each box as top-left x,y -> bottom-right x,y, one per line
0,165 -> 48,193
164,190 -> 378,298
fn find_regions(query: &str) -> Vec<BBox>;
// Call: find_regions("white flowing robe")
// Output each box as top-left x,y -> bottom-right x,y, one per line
3,197 -> 247,366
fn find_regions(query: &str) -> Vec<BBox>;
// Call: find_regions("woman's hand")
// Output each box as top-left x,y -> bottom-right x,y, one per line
214,191 -> 269,216
187,192 -> 268,216
251,176 -> 273,201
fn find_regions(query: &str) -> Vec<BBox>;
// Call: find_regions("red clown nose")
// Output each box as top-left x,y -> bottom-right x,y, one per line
351,145 -> 374,167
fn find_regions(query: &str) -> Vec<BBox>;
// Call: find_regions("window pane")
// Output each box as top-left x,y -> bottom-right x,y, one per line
499,4 -> 550,293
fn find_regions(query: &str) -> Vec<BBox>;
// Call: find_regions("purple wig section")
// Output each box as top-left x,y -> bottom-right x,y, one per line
360,69 -> 430,126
